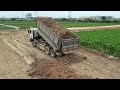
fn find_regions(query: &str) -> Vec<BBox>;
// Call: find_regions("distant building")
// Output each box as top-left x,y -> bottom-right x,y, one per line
89,16 -> 114,21
79,16 -> 89,20
79,16 -> 114,21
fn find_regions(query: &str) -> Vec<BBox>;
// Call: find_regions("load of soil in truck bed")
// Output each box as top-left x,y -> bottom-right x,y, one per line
36,17 -> 77,39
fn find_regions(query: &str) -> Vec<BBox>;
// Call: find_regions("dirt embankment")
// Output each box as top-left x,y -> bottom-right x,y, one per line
27,58 -> 91,79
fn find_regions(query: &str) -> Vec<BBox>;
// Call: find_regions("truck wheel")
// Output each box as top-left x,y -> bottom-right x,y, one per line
32,41 -> 37,47
56,52 -> 63,57
45,46 -> 50,55
50,49 -> 56,58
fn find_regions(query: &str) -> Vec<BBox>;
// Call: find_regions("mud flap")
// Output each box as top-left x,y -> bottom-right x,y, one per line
32,41 -> 37,47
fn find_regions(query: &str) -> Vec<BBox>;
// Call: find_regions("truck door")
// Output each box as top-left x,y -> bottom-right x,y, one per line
30,30 -> 34,39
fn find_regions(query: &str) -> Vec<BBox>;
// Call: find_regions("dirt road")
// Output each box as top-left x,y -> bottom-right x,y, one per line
67,25 -> 120,32
0,30 -> 120,79
70,47 -> 120,79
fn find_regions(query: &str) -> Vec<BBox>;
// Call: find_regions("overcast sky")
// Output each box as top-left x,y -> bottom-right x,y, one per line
0,11 -> 120,18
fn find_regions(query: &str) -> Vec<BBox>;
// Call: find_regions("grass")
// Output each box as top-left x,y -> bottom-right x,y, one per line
0,20 -> 37,29
0,25 -> 15,30
74,29 -> 120,58
0,20 -> 120,30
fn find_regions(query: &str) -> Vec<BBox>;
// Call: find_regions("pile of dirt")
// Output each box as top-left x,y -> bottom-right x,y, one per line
57,53 -> 87,66
27,58 -> 78,79
37,17 -> 77,39
27,58 -> 91,79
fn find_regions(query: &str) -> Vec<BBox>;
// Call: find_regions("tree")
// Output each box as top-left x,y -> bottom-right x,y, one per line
11,18 -> 16,21
101,16 -> 106,20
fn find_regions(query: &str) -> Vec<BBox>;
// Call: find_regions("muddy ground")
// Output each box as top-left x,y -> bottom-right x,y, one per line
0,30 -> 120,79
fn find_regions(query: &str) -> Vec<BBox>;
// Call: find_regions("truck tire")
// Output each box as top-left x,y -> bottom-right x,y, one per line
32,41 -> 37,47
50,49 -> 56,58
56,52 -> 63,57
45,46 -> 50,55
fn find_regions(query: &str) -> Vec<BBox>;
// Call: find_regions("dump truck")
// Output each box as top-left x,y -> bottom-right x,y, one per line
28,17 -> 80,57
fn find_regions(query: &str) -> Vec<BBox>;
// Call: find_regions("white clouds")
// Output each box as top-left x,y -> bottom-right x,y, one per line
0,11 -> 120,18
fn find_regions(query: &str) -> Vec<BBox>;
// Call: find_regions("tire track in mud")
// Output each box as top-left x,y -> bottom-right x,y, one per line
3,39 -> 23,56
15,41 -> 34,64
0,37 -> 30,79
3,38 -> 33,64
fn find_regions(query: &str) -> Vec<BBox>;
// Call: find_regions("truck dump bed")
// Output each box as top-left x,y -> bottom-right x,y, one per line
36,17 -> 80,54
36,17 -> 77,39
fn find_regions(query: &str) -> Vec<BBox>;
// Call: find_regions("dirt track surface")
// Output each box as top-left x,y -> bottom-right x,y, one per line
67,25 -> 120,32
0,30 -> 120,79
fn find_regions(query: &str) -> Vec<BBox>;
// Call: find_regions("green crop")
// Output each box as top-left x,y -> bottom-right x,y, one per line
0,20 -> 120,30
75,29 -> 120,58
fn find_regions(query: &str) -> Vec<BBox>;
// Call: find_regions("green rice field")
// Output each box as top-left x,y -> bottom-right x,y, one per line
75,29 -> 120,58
